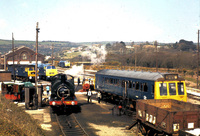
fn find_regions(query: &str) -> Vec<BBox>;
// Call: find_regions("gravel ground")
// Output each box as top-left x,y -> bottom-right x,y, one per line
74,93 -> 137,136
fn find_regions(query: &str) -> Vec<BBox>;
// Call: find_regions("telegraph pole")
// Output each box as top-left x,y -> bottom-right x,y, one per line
197,30 -> 199,89
51,44 -> 54,65
35,22 -> 40,92
12,33 -> 15,82
134,47 -> 137,71
154,41 -> 158,72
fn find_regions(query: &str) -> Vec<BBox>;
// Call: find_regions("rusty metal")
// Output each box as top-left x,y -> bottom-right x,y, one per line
136,99 -> 200,135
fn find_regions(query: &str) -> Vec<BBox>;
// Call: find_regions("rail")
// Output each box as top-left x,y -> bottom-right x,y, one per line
55,113 -> 89,136
186,87 -> 200,101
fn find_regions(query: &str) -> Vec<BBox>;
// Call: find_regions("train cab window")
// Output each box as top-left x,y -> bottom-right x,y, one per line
136,82 -> 140,90
159,83 -> 167,96
178,83 -> 184,95
169,83 -> 176,95
128,81 -> 132,88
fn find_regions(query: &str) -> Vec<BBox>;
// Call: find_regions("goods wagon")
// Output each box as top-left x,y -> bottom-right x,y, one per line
136,99 -> 200,135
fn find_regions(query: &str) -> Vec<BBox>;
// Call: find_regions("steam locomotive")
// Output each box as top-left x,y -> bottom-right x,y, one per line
49,73 -> 78,110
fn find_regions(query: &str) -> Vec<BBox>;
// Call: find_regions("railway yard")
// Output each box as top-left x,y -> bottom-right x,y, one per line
19,84 -> 200,136
1,67 -> 200,136
19,84 -> 138,136
19,68 -> 200,136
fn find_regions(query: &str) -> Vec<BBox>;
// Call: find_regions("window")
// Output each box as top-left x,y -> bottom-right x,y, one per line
140,83 -> 143,91
110,78 -> 114,84
121,80 -> 125,87
178,83 -> 184,95
136,82 -> 140,90
132,82 -> 135,89
22,53 -> 27,60
159,83 -> 167,96
128,81 -> 132,88
169,83 -> 176,95
144,83 -> 148,92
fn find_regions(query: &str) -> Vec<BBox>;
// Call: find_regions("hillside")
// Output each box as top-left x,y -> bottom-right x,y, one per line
0,39 -> 81,56
0,96 -> 45,136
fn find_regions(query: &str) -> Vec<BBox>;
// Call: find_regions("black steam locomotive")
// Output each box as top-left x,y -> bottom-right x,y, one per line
49,74 -> 78,110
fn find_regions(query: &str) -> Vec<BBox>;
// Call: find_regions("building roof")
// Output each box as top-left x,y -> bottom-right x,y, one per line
4,46 -> 44,57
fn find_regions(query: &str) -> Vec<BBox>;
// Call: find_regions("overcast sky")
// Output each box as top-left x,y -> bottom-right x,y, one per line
0,0 -> 199,43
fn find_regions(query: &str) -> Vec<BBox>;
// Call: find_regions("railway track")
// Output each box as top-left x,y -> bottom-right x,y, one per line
55,113 -> 89,136
187,93 -> 200,101
186,87 -> 200,102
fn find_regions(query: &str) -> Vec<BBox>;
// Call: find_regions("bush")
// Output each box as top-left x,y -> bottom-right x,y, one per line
0,96 -> 45,136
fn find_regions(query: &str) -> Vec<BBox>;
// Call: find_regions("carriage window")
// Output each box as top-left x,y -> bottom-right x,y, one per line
110,78 -> 113,84
136,82 -> 140,90
159,83 -> 167,96
132,82 -> 135,89
121,80 -> 125,87
116,79 -> 119,85
169,83 -> 176,95
178,83 -> 184,95
144,83 -> 148,92
140,83 -> 143,91
128,81 -> 132,88
113,79 -> 116,84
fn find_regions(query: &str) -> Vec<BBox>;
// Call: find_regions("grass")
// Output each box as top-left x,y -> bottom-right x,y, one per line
0,96 -> 45,136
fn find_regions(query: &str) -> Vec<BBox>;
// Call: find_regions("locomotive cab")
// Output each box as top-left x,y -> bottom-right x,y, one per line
154,74 -> 187,102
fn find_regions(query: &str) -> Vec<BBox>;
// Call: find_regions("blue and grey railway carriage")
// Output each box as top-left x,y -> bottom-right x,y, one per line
95,69 -> 187,109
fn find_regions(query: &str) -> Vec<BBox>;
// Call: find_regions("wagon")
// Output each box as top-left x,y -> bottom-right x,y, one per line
136,99 -> 200,136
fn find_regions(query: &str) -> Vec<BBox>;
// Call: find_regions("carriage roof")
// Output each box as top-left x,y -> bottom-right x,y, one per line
95,69 -> 183,81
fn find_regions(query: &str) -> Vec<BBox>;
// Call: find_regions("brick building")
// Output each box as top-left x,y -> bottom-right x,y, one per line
2,46 -> 45,69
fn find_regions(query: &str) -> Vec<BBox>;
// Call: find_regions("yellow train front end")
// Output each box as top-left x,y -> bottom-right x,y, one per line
154,74 -> 187,102
25,66 -> 36,81
65,61 -> 70,68
45,65 -> 58,80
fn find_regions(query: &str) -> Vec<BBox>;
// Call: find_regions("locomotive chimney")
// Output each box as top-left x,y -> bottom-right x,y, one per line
61,74 -> 66,83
